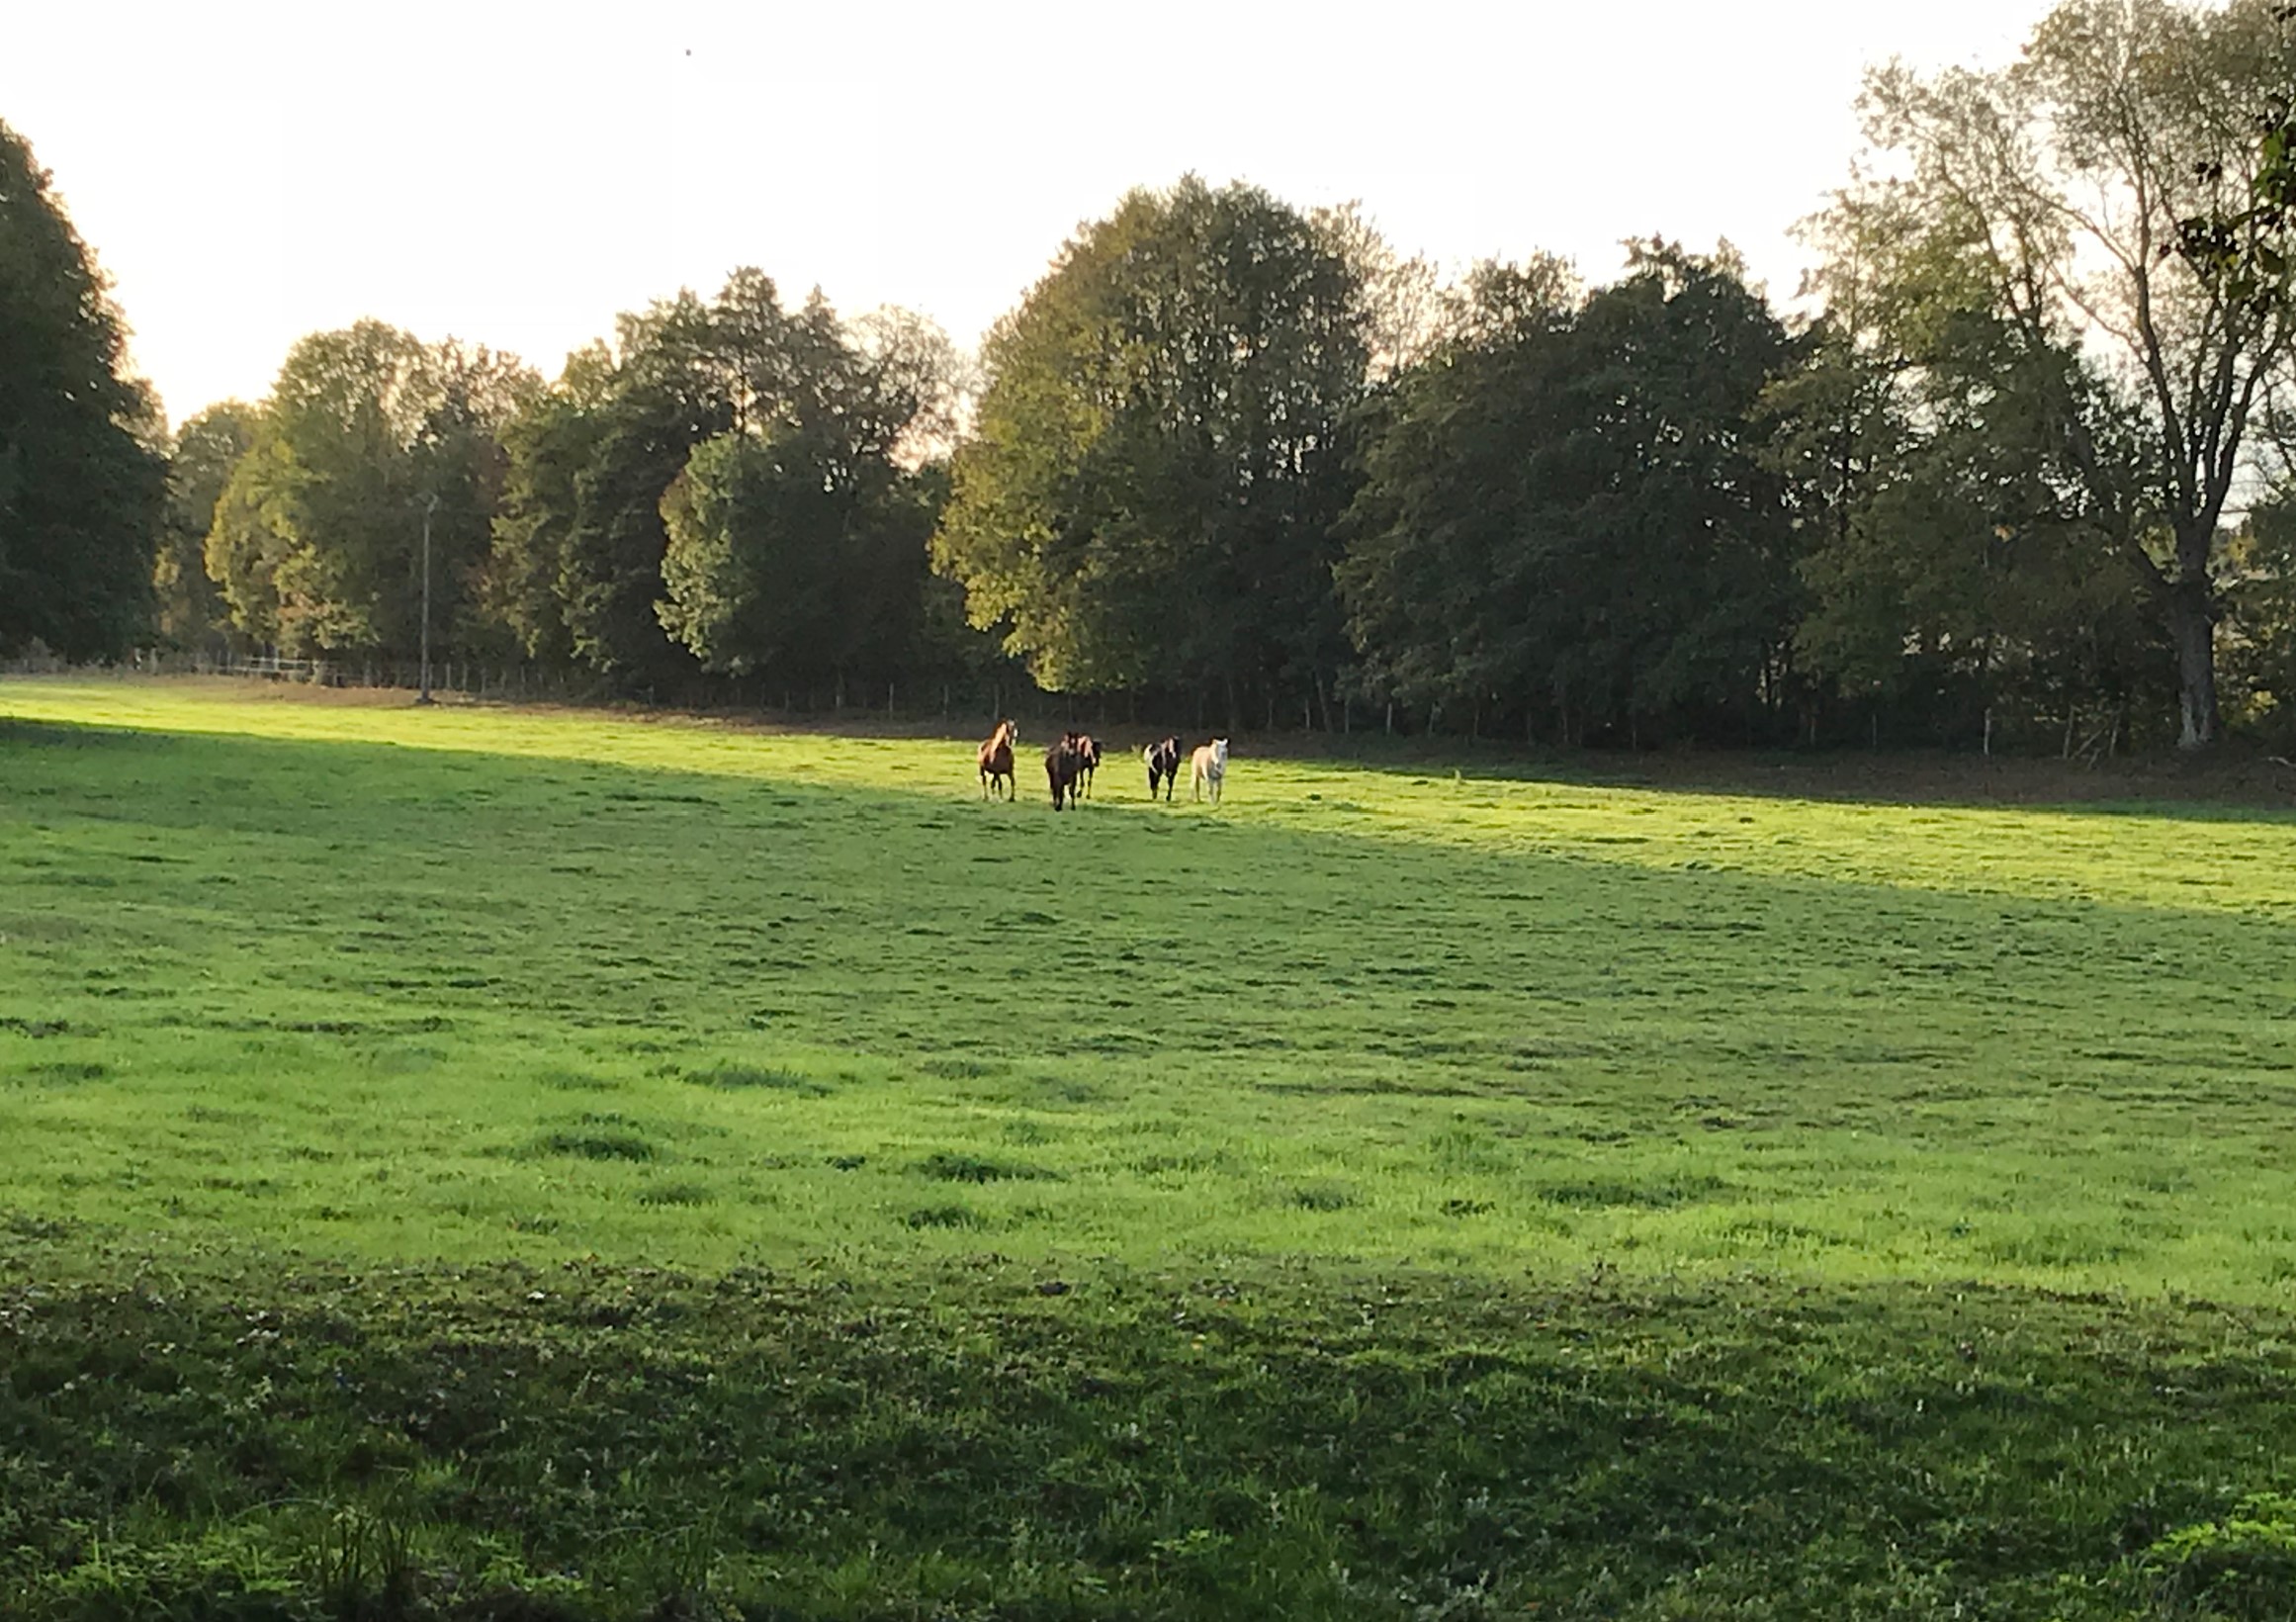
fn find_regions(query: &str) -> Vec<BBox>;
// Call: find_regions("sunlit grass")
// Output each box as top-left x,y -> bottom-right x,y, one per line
4,675 -> 2294,1299
10,676 -> 2296,1618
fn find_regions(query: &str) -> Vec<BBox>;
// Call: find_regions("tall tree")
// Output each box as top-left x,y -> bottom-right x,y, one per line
1781,187 -> 2163,743
1340,246 -> 1799,744
655,283 -> 956,695
487,272 -> 967,694
207,323 -> 533,660
0,119 -> 165,660
932,176 -> 1373,724
484,343 -> 614,667
1858,0 -> 2296,747
155,402 -> 259,650
541,292 -> 729,684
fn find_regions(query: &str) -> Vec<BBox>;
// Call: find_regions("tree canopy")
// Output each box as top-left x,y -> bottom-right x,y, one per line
203,322 -> 534,661
0,119 -> 165,661
932,177 -> 1372,726
1340,245 -> 1799,745
484,272 -> 969,699
23,5 -> 2296,755
154,402 -> 259,650
1851,0 -> 2296,747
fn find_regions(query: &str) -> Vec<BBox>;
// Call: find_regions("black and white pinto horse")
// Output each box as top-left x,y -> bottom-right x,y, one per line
1143,736 -> 1182,801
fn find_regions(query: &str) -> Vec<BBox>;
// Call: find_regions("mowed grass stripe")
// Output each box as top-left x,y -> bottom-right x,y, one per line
2,677 -> 2295,1300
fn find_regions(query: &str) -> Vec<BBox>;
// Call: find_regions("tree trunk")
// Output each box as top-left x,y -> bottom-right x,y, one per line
2166,579 -> 2220,750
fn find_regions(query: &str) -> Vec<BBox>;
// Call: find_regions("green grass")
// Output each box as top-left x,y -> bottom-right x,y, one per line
6,676 -> 2296,1617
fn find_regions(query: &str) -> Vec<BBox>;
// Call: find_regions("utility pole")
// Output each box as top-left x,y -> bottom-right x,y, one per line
416,493 -> 439,706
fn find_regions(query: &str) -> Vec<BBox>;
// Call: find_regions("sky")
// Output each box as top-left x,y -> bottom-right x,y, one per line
5,0 -> 2065,427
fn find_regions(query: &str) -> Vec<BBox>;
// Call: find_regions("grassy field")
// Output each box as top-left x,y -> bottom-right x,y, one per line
6,676 -> 2296,1618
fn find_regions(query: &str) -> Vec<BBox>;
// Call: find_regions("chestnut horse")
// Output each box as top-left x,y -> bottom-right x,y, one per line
977,718 -> 1018,799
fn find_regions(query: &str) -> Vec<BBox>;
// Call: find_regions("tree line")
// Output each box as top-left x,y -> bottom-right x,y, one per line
10,0 -> 2296,751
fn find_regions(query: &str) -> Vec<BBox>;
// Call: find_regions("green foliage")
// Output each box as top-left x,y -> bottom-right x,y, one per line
2173,5 -> 2296,312
933,176 -> 1371,718
1778,190 -> 2165,740
488,275 -> 962,696
654,287 -> 949,685
1850,0 -> 2296,747
0,120 -> 166,660
483,346 -> 614,667
153,402 -> 259,650
2144,1492 -> 2296,1618
546,291 -> 730,684
204,323 -> 535,660
1341,243 -> 1798,743
2221,494 -> 2296,737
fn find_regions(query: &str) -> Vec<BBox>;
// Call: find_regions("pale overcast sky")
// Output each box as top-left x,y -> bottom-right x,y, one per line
6,0 -> 2063,425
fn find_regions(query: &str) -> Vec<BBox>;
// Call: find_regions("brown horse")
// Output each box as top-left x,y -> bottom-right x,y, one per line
977,718 -> 1018,799
1073,733 -> 1103,799
1046,733 -> 1086,811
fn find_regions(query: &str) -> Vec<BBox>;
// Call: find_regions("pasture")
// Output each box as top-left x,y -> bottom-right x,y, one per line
6,676 -> 2296,1618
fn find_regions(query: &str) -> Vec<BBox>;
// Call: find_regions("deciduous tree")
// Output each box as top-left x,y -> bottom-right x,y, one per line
932,177 -> 1373,725
1858,0 -> 2296,746
205,322 -> 533,661
155,402 -> 259,650
0,119 -> 165,660
1340,245 -> 1798,744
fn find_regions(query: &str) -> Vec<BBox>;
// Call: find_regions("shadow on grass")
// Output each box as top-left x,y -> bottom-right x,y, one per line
1,1245 -> 2292,1619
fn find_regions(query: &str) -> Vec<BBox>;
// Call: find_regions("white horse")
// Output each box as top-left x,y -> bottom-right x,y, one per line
1191,738 -> 1228,804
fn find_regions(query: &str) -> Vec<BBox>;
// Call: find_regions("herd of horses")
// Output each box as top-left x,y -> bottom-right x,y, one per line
975,720 -> 1228,810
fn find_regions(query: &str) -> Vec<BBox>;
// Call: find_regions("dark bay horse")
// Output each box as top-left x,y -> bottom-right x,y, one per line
1073,734 -> 1103,798
978,718 -> 1017,799
1143,736 -> 1181,801
1046,733 -> 1086,810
